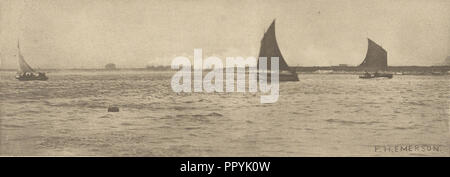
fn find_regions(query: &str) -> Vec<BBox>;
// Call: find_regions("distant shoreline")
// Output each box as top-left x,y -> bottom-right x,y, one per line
1,65 -> 449,75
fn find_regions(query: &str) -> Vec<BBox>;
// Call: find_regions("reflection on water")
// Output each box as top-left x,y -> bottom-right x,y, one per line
0,71 -> 449,156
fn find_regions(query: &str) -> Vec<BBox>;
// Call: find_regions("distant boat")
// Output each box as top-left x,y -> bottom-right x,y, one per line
15,41 -> 48,81
431,71 -> 445,76
358,38 -> 393,79
257,19 -> 299,82
444,56 -> 450,66
105,63 -> 117,70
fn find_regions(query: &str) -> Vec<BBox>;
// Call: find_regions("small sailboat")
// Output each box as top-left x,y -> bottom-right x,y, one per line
257,19 -> 299,82
358,38 -> 393,79
15,41 -> 48,81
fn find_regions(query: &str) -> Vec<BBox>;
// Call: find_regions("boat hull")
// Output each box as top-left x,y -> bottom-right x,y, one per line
279,72 -> 299,82
359,73 -> 393,79
16,75 -> 48,81
258,70 -> 300,82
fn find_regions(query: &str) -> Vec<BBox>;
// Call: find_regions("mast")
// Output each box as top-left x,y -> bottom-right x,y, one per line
359,38 -> 388,71
257,19 -> 290,71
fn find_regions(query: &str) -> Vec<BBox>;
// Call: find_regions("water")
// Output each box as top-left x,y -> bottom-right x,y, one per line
0,70 -> 449,156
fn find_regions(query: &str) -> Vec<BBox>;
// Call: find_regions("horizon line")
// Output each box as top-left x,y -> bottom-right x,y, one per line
2,65 -> 450,71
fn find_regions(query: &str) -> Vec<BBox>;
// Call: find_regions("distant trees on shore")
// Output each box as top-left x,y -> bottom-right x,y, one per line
146,65 -> 171,71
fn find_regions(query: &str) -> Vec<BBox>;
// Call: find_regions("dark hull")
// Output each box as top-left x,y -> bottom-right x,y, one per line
260,71 -> 300,82
279,72 -> 300,82
16,75 -> 48,81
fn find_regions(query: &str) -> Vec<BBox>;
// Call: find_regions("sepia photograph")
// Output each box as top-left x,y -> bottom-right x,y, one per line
0,0 -> 449,162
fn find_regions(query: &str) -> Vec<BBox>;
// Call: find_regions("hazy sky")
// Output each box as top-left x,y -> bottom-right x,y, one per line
0,0 -> 449,69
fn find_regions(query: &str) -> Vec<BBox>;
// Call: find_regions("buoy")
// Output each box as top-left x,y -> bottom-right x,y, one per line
108,106 -> 119,112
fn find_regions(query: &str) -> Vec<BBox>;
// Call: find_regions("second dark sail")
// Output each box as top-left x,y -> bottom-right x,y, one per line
359,38 -> 388,71
358,38 -> 393,79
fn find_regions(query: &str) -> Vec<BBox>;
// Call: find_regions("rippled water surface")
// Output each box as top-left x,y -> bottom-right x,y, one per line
0,71 -> 449,156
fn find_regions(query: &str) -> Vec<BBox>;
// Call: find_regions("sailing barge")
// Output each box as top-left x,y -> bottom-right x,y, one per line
257,20 -> 299,82
358,38 -> 393,79
15,41 -> 48,81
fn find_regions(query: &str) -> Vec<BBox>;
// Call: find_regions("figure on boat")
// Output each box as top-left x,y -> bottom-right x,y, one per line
257,19 -> 299,82
16,72 -> 48,81
358,38 -> 393,79
15,41 -> 48,81
363,71 -> 371,77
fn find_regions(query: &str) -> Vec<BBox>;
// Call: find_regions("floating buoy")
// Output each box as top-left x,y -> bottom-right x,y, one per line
108,106 -> 119,112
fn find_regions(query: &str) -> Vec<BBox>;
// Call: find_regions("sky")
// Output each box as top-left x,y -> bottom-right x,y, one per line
0,0 -> 449,69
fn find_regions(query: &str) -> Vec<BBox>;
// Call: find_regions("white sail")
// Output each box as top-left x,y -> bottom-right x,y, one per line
17,42 -> 35,73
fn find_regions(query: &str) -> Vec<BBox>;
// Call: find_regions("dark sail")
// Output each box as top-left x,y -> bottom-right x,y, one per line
257,20 -> 290,71
359,38 -> 388,71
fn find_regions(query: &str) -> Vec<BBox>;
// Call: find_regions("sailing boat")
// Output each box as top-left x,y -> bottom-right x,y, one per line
358,38 -> 393,79
257,19 -> 299,82
15,41 -> 48,81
